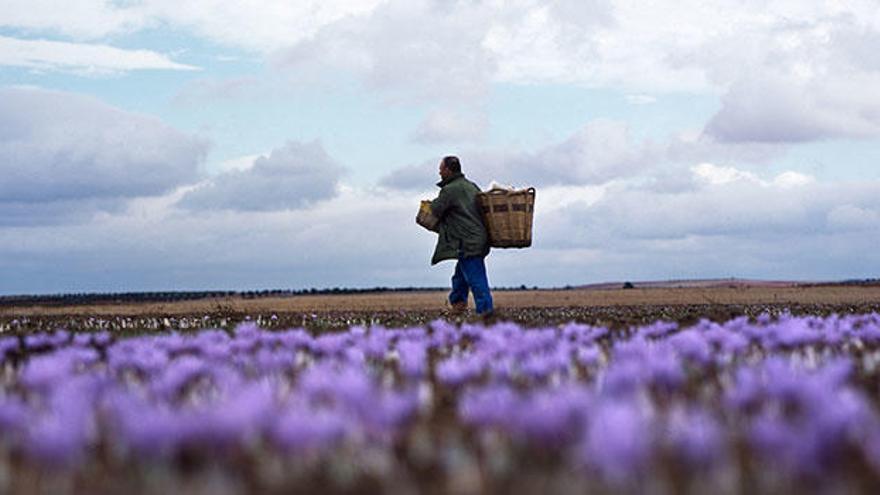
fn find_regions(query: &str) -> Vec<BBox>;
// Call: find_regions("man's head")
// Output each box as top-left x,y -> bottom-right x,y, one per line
439,155 -> 461,180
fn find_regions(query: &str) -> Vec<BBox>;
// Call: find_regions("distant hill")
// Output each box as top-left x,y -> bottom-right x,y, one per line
573,278 -> 880,290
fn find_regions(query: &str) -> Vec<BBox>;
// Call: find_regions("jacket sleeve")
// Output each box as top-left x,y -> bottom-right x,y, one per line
430,188 -> 453,219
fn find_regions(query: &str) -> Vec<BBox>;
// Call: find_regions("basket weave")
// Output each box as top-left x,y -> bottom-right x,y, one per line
416,200 -> 439,232
478,187 -> 535,248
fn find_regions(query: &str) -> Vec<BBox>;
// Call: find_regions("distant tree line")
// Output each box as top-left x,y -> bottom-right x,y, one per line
0,285 -> 552,307
811,278 -> 880,287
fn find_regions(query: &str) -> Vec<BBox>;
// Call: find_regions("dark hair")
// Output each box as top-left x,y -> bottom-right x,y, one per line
442,156 -> 461,173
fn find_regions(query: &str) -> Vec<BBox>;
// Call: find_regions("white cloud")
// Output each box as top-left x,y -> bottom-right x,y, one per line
0,185 -> 446,293
383,119 -> 719,191
382,116 -> 807,195
691,163 -> 815,189
0,36 -> 198,74
691,163 -> 762,186
313,1 -> 880,140
772,171 -> 815,189
208,153 -> 264,175
276,0 -> 498,103
2,172 -> 877,294
0,1 -> 384,50
483,1 -> 614,85
410,109 -> 489,144
0,86 -> 207,225
377,158 -> 439,193
625,94 -> 657,105
178,140 -> 345,211
143,0 -> 386,53
827,204 -> 880,232
704,72 -> 880,143
564,168 -> 875,243
679,9 -> 880,142
0,1 -> 149,39
6,1 -> 880,145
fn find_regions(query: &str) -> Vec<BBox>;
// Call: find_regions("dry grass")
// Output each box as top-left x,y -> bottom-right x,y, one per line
3,285 -> 880,317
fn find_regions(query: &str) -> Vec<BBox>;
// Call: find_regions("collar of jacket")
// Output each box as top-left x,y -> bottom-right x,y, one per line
436,172 -> 465,188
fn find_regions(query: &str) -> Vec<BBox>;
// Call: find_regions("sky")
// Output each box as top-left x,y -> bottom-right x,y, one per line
1,0 -> 879,295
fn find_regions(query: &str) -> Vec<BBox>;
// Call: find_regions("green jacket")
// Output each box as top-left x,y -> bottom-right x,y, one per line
430,173 -> 490,265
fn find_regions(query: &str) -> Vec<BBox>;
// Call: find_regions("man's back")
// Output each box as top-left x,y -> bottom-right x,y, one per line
430,173 -> 489,265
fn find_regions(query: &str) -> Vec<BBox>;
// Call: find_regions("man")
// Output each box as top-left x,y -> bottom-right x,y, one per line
430,156 -> 494,317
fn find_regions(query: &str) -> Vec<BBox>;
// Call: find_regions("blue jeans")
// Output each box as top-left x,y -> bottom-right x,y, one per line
449,256 -> 494,314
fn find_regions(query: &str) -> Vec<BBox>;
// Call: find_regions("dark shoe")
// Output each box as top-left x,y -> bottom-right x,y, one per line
481,310 -> 498,325
447,301 -> 468,317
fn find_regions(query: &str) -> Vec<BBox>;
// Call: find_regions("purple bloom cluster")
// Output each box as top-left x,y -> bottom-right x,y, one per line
1,313 -> 880,490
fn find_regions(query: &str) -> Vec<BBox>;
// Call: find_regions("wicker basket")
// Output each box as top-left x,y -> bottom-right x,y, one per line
416,200 -> 439,232
478,187 -> 535,248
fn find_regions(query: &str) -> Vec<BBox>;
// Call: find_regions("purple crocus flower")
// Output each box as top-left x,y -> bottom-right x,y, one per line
151,355 -> 209,400
298,362 -> 374,411
92,331 -> 112,347
272,406 -> 349,453
107,342 -> 171,377
233,321 -> 261,340
748,412 -> 813,475
512,386 -> 591,447
312,333 -> 352,356
0,398 -> 28,437
253,348 -> 296,374
428,320 -> 459,348
361,333 -> 391,360
25,413 -> 92,467
23,332 -> 52,350
195,328 -> 232,347
397,340 -> 428,379
458,385 -> 520,429
704,327 -> 749,356
611,337 -> 652,362
663,407 -> 724,468
72,333 -> 93,347
666,329 -> 712,366
857,321 -> 880,344
362,390 -> 420,433
581,399 -> 653,483
560,322 -> 592,341
766,318 -> 823,349
643,346 -> 685,392
47,329 -> 71,348
23,377 -> 101,466
436,355 -> 485,387
277,328 -> 311,351
0,336 -> 18,362
519,352 -> 562,381
107,397 -> 184,458
183,381 -> 276,448
725,366 -> 763,411
487,356 -> 515,382
637,320 -> 679,339
600,360 -> 645,397
19,348 -> 95,390
575,345 -> 601,367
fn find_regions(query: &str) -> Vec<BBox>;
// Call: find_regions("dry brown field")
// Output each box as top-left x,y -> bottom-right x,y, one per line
3,284 -> 880,317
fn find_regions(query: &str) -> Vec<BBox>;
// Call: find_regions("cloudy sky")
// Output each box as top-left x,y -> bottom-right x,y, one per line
2,1 -> 879,295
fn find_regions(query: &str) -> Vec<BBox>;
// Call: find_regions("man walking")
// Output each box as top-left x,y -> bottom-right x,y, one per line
430,156 -> 494,317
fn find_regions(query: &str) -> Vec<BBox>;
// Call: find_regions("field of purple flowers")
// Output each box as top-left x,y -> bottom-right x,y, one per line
2,313 -> 880,494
